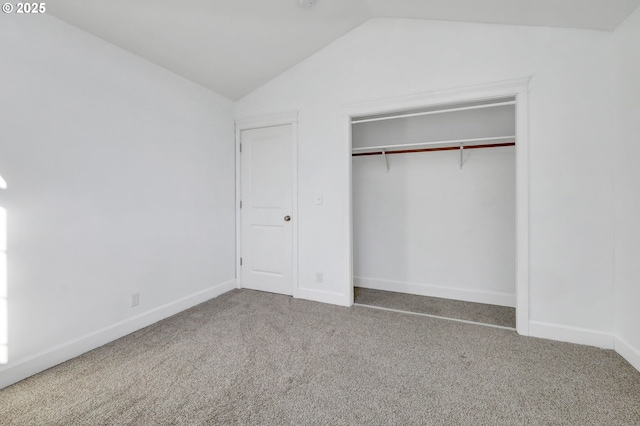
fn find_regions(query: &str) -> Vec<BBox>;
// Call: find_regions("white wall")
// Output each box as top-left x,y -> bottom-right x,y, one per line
0,15 -> 236,388
353,147 -> 516,306
236,18 -> 616,343
613,7 -> 640,370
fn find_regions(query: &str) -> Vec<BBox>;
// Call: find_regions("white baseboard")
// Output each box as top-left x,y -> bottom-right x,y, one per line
297,287 -> 349,307
0,279 -> 236,390
615,336 -> 640,372
528,321 -> 615,349
355,277 -> 515,308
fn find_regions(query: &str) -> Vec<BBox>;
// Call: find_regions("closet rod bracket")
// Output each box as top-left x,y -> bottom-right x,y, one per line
382,149 -> 389,171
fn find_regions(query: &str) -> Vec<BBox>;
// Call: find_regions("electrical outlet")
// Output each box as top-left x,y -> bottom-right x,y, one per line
130,292 -> 139,307
315,272 -> 323,283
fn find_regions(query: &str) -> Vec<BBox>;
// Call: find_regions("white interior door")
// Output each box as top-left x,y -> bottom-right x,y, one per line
240,124 -> 293,295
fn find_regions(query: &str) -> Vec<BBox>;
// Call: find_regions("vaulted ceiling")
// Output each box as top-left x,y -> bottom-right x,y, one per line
47,0 -> 640,100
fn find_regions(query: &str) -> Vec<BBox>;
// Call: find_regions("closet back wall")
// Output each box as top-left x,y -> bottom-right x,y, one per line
352,110 -> 516,307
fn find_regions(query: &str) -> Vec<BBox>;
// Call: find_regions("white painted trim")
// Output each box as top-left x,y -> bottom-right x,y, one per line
528,321 -> 615,350
297,288 -> 349,307
291,121 -> 299,298
355,277 -> 515,308
235,125 -> 242,289
0,279 -> 237,390
343,77 -> 531,335
235,112 -> 299,131
345,113 -> 355,308
615,336 -> 640,372
235,112 -> 299,297
515,90 -> 530,336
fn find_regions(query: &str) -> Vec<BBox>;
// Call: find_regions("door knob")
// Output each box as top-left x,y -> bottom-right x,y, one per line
284,215 -> 291,222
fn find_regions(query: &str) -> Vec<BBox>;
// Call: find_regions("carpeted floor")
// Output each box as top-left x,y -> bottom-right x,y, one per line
354,287 -> 516,328
1,289 -> 639,425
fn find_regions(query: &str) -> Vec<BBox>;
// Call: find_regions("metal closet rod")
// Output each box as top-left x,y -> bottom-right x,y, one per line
351,100 -> 516,124
352,142 -> 515,157
352,135 -> 515,154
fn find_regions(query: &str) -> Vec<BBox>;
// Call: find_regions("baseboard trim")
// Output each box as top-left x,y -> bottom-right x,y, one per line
528,321 -> 615,349
615,336 -> 640,372
297,287 -> 349,307
0,279 -> 236,390
355,277 -> 515,308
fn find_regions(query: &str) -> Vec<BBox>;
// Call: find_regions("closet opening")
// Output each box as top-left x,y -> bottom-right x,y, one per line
345,81 -> 529,335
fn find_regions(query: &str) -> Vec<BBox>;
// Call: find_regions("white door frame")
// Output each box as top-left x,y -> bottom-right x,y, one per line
235,112 -> 299,297
342,78 -> 530,336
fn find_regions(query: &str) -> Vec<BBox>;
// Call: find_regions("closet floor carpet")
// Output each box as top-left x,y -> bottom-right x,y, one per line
354,287 -> 516,328
2,289 -> 639,425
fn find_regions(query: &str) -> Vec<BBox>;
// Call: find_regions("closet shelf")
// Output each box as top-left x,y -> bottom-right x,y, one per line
351,100 -> 515,124
351,135 -> 516,156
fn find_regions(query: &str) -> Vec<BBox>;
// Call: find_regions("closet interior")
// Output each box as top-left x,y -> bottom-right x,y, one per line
351,98 -> 517,324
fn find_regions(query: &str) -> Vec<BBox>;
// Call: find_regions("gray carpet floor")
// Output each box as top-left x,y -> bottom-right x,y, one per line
354,287 -> 516,328
1,289 -> 639,425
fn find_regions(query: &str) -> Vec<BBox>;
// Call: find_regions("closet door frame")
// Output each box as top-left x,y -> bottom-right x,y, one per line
342,78 -> 531,336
